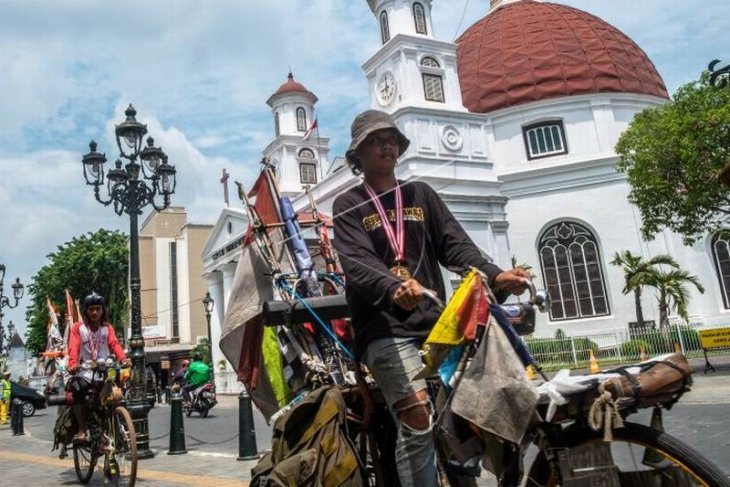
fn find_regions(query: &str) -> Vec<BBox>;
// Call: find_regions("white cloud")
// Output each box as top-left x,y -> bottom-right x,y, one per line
0,0 -> 725,335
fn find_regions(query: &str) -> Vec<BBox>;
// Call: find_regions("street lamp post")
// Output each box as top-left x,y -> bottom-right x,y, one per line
709,59 -> 729,88
81,104 -> 177,459
0,264 -> 24,362
202,292 -> 215,386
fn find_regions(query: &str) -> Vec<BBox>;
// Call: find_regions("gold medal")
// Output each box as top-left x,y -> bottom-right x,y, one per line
390,263 -> 412,281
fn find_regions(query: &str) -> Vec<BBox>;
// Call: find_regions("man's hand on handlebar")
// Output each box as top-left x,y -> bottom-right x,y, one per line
494,268 -> 532,295
393,279 -> 424,311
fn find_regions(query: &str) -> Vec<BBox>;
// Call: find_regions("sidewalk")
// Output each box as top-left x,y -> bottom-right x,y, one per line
0,413 -> 261,486
3,356 -> 728,486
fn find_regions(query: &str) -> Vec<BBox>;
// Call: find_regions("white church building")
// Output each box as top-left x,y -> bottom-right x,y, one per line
203,0 -> 730,386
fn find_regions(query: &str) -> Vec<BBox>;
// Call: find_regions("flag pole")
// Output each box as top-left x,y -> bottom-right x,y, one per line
315,117 -> 323,181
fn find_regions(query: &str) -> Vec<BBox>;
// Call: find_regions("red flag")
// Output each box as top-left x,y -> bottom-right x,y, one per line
303,117 -> 318,142
65,289 -> 79,325
243,168 -> 282,246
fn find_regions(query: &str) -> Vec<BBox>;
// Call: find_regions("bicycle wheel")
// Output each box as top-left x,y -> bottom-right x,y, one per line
109,406 -> 137,487
73,439 -> 98,484
526,421 -> 730,487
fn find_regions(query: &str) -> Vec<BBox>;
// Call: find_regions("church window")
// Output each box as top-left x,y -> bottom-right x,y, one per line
274,112 -> 280,137
296,107 -> 307,132
538,221 -> 610,321
420,57 -> 444,103
421,56 -> 440,68
380,11 -> 390,44
413,3 -> 427,34
711,230 -> 730,308
300,163 -> 317,184
523,121 -> 567,159
298,148 -> 315,159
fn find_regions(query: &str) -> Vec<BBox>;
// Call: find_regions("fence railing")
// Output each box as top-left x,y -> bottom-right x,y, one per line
525,323 -> 728,371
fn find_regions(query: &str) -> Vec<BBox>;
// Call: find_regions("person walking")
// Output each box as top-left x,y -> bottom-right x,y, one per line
333,109 -> 530,486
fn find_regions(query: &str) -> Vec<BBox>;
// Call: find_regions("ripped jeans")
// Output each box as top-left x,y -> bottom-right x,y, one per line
363,337 -> 439,487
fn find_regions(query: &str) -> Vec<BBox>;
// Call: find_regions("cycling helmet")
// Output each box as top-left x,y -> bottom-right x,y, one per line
84,292 -> 106,309
192,353 -> 202,362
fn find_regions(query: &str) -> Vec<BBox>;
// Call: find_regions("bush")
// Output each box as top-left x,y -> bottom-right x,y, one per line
621,339 -> 652,358
525,336 -> 598,365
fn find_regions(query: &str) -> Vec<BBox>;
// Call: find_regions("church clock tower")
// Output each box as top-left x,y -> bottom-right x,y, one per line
264,72 -> 330,197
360,0 -> 512,269
364,0 -> 467,113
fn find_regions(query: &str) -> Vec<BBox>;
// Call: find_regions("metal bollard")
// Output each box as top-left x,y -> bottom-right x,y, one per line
167,390 -> 187,455
237,387 -> 259,461
11,399 -> 24,436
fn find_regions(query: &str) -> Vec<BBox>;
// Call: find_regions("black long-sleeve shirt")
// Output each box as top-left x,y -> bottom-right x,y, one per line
333,180 -> 505,356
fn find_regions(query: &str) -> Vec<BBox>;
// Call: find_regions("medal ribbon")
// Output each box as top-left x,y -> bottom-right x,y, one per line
363,182 -> 405,263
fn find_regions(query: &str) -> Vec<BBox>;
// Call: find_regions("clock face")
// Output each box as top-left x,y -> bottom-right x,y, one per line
377,71 -> 397,106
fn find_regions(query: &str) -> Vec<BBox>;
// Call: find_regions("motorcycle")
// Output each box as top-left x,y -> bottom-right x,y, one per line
182,383 -> 217,418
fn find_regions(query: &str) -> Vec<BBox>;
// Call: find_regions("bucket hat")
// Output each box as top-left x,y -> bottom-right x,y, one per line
345,110 -> 410,167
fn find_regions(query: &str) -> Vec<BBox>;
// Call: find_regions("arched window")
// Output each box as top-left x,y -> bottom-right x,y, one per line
296,107 -> 307,132
421,56 -> 440,68
538,221 -> 610,321
420,57 -> 444,103
711,230 -> 730,308
413,3 -> 427,34
274,112 -> 280,137
380,11 -> 390,44
298,148 -> 315,159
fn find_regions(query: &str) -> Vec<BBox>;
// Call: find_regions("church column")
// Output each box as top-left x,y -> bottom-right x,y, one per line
204,270 -> 225,390
221,262 -> 238,310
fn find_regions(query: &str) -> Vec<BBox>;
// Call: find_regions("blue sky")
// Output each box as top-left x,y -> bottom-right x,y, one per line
0,0 -> 727,337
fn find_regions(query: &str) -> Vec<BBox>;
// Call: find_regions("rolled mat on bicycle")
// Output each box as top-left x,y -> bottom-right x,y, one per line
600,352 -> 692,408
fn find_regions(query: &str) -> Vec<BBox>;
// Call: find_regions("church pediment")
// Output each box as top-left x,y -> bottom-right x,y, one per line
201,207 -> 250,262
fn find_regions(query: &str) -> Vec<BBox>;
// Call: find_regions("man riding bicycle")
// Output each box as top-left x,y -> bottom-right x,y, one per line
67,292 -> 129,442
333,110 -> 530,487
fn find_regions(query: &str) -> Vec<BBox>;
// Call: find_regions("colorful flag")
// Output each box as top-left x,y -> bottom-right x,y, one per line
64,289 -> 80,349
45,297 -> 63,352
420,269 -> 490,373
302,117 -> 318,142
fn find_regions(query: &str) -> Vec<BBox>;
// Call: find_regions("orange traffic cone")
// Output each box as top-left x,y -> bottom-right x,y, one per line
526,365 -> 535,380
674,342 -> 683,354
589,349 -> 600,374
639,344 -> 648,362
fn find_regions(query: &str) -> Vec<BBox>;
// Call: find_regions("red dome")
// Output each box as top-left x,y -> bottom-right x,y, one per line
267,72 -> 318,106
456,1 -> 669,113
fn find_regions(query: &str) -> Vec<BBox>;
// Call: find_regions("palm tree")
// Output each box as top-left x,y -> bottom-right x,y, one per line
610,251 -> 679,327
649,268 -> 705,327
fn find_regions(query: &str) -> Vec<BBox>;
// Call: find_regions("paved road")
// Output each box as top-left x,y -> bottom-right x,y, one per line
2,361 -> 729,485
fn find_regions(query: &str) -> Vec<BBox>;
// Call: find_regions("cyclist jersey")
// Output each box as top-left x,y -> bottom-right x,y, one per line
68,321 -> 126,369
333,180 -> 507,357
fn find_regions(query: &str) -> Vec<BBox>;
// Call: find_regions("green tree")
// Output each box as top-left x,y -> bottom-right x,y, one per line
615,72 -> 730,244
192,338 -> 211,365
648,268 -> 705,327
24,229 -> 129,355
610,251 -> 678,327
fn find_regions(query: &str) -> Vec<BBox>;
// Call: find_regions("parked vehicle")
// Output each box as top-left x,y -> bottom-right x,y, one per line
10,380 -> 48,417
